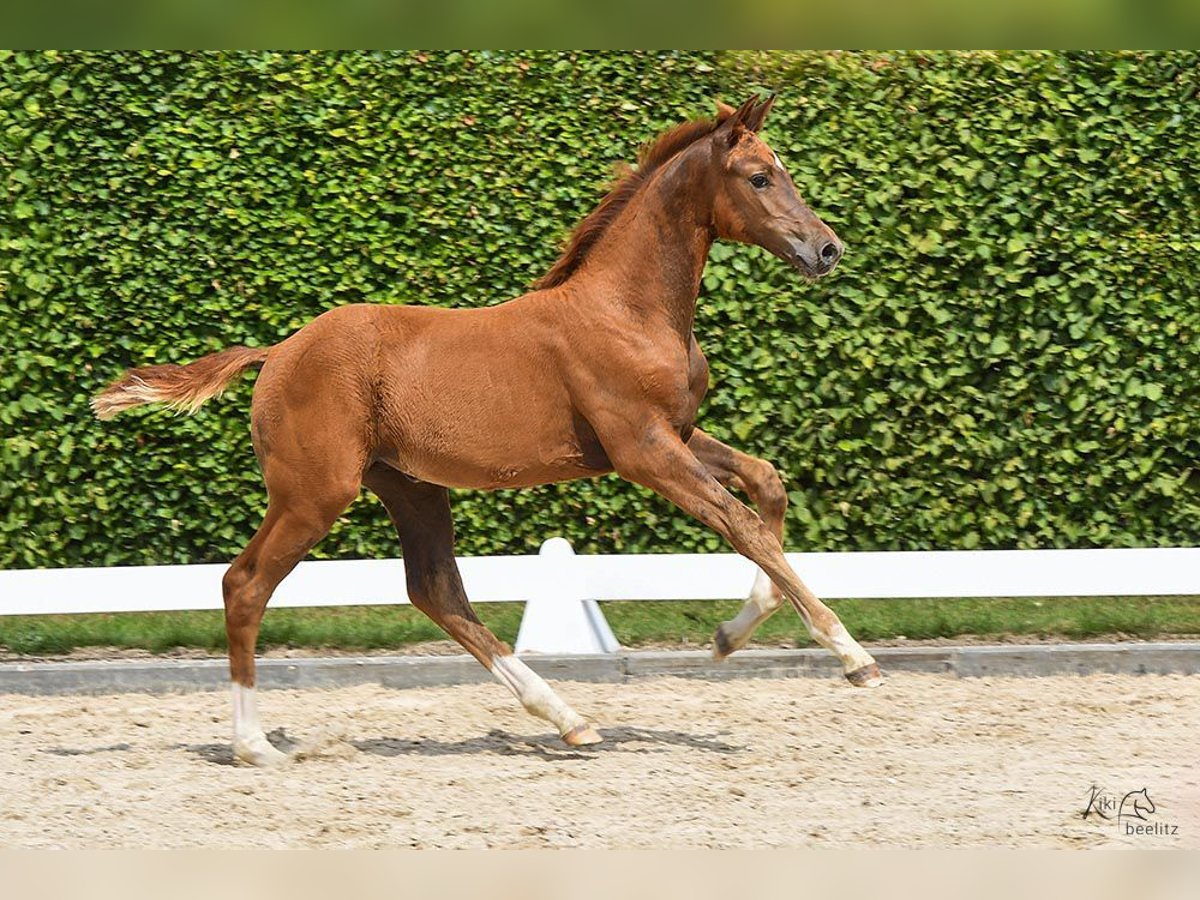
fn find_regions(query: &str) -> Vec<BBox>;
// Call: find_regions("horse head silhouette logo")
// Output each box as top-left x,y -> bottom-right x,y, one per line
1118,788 -> 1156,825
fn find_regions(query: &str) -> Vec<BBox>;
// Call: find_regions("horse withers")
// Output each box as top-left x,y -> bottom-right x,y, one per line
94,95 -> 881,767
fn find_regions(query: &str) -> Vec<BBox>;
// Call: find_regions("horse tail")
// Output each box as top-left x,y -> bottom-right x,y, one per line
91,345 -> 271,420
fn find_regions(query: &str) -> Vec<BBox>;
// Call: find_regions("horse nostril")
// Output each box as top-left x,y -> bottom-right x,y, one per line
819,241 -> 841,263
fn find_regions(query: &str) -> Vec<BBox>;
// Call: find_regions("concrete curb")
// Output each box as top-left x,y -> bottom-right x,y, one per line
0,642 -> 1197,696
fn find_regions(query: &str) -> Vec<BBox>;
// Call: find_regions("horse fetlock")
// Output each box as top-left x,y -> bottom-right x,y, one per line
492,655 -> 591,736
713,581 -> 775,661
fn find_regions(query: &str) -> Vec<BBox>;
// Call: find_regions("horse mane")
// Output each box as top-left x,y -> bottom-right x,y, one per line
533,116 -> 720,290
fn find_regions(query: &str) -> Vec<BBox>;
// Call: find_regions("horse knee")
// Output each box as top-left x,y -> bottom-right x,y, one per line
222,561 -> 252,608
222,562 -> 269,628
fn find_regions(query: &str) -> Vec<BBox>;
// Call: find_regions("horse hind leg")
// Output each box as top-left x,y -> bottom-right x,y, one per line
363,464 -> 601,746
686,429 -> 789,659
222,483 -> 358,766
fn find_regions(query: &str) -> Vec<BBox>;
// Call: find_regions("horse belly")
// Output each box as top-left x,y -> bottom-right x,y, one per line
410,456 -> 607,491
375,374 -> 610,490
380,422 -> 608,490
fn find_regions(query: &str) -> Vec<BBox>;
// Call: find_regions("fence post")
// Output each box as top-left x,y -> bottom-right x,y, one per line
514,537 -> 620,655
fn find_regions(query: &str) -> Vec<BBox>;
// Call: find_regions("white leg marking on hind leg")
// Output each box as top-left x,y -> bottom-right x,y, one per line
491,655 -> 586,736
728,573 -> 876,674
721,570 -> 784,651
748,569 -> 776,607
232,683 -> 287,767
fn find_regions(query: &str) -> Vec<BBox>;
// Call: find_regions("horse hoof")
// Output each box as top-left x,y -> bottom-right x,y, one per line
712,625 -> 736,662
234,736 -> 290,767
844,662 -> 884,688
561,723 -> 603,747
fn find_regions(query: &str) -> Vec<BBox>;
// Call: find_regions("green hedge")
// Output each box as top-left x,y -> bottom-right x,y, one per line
2,51 -> 1198,568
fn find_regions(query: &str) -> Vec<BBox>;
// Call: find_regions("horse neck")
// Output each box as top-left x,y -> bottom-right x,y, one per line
573,147 -> 715,340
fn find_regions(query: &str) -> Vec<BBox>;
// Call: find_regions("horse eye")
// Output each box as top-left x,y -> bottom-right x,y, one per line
749,173 -> 770,189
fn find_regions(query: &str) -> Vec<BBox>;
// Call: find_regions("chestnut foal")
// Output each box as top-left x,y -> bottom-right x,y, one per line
94,95 -> 882,767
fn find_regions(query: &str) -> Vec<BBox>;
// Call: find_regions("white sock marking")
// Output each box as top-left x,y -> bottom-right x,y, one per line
748,569 -> 777,608
725,571 -> 874,672
721,569 -> 784,652
231,683 -> 286,766
491,655 -> 586,735
826,622 -> 877,672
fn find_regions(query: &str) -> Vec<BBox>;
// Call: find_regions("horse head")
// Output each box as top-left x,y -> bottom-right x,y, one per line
708,95 -> 843,279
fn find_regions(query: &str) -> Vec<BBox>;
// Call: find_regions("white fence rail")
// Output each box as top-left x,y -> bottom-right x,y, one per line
2,541 -> 1198,654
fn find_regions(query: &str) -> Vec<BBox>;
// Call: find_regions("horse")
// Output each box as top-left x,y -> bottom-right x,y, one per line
93,94 -> 883,767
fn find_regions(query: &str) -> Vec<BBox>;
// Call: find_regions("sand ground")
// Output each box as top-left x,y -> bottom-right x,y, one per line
1,672 -> 1196,848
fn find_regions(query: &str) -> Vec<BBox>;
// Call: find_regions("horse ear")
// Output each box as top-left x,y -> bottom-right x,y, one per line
732,95 -> 759,125
715,99 -> 737,122
744,93 -> 777,133
723,95 -> 760,147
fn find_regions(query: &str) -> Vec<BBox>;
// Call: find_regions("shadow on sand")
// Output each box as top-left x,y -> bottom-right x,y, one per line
352,725 -> 745,761
43,742 -> 132,757
171,725 -> 744,766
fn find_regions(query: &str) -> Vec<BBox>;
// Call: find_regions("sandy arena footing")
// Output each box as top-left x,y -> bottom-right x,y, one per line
1,670 -> 1196,848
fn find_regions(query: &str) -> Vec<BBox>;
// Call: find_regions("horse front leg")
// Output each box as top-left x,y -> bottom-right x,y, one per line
686,428 -> 789,659
612,424 -> 881,686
